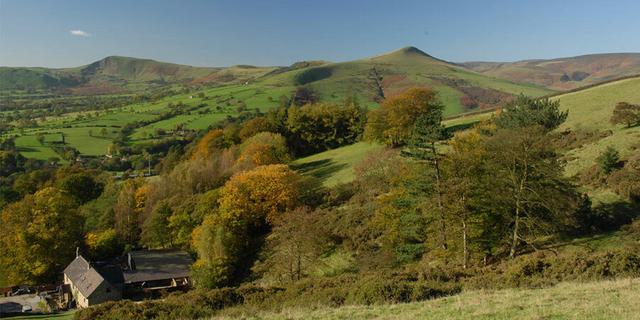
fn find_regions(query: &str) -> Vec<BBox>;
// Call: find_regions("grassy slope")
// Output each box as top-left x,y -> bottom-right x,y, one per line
263,47 -> 552,116
7,311 -> 75,320
9,47 -> 552,160
291,142 -> 384,187
216,278 -> 640,320
554,77 -> 640,182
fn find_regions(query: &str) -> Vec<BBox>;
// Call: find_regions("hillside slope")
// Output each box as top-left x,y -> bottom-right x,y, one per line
0,56 -> 276,93
463,53 -> 640,91
262,46 -> 552,115
216,278 -> 640,319
553,76 -> 640,182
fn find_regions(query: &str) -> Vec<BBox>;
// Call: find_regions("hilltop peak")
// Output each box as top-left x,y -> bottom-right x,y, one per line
395,46 -> 430,56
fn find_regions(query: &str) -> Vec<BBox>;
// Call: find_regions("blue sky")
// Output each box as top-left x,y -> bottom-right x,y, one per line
1,0 -> 640,68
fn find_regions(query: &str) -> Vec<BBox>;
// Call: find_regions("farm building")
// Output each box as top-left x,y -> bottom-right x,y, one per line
62,250 -> 193,307
123,250 -> 192,291
63,256 -> 123,308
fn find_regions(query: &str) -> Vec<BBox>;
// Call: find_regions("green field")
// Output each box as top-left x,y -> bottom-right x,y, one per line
554,77 -> 640,177
215,278 -> 640,320
292,142 -> 385,187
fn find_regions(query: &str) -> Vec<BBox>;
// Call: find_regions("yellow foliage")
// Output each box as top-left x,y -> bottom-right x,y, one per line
219,164 -> 300,225
191,129 -> 225,159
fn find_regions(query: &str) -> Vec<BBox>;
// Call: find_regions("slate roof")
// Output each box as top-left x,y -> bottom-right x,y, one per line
63,256 -> 106,298
123,250 -> 193,283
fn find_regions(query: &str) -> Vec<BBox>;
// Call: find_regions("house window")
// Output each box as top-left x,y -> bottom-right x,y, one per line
106,287 -> 111,293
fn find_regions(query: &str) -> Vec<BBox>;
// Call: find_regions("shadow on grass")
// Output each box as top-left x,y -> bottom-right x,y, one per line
546,200 -> 640,251
16,146 -> 38,152
291,158 -> 348,182
445,121 -> 481,134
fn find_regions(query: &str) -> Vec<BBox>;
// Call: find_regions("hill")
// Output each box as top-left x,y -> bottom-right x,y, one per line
0,56 -> 277,94
261,46 -> 552,115
463,53 -> 640,91
214,278 -> 640,319
2,47 -> 553,115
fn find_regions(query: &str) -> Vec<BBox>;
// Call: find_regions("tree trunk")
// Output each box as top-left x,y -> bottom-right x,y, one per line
509,199 -> 521,258
462,216 -> 468,269
432,142 -> 447,250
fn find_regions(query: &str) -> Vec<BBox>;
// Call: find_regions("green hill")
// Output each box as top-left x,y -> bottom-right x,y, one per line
261,46 -> 552,115
2,47 -> 552,115
0,56 -> 277,94
553,76 -> 640,186
463,53 -> 640,91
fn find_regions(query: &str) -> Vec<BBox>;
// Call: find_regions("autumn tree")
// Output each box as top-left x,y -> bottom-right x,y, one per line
191,129 -> 226,159
239,117 -> 277,141
114,179 -> 146,246
219,164 -> 301,225
0,187 -> 83,284
610,102 -> 640,128
192,164 -> 302,288
234,132 -> 290,171
364,87 -> 443,146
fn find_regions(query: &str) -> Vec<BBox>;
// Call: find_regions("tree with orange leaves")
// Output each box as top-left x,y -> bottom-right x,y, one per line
364,87 -> 443,146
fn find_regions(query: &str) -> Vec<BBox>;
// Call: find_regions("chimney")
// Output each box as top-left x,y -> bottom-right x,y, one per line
76,247 -> 79,258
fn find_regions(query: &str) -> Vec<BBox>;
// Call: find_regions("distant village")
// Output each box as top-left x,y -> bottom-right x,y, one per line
0,250 -> 193,316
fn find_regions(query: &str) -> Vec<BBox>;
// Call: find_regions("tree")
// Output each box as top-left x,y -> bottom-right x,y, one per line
401,96 -> 447,249
219,164 -> 301,225
610,102 -> 640,128
114,180 -> 145,246
364,87 -> 443,146
495,95 -> 568,131
239,117 -> 277,141
0,187 -> 83,284
140,200 -> 173,248
597,146 -> 620,174
86,229 -> 123,260
57,173 -> 104,204
485,127 -> 579,258
286,102 -> 366,155
291,86 -> 318,107
235,132 -> 290,171
442,130 -> 487,268
192,165 -> 303,288
36,133 -> 45,145
257,207 -> 327,283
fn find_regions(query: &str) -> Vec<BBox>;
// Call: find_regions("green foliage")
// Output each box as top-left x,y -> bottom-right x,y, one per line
286,101 -> 366,155
495,95 -> 567,131
597,146 -> 620,174
57,173 -> 104,204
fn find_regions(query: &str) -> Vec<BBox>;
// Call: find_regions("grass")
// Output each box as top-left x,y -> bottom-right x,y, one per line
7,311 -> 75,320
213,278 -> 640,319
554,77 -> 640,177
291,142 -> 384,187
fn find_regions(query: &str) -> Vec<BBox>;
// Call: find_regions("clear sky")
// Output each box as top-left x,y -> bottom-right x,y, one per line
1,0 -> 640,68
